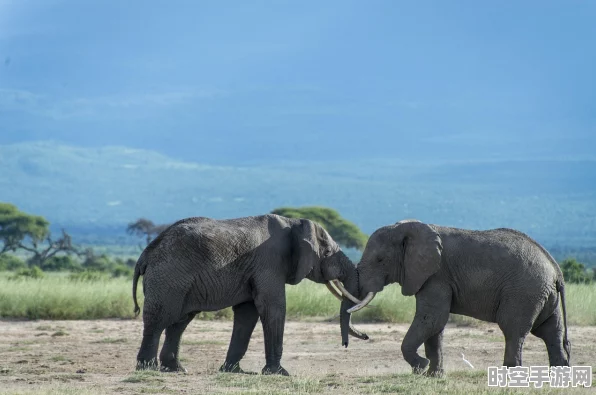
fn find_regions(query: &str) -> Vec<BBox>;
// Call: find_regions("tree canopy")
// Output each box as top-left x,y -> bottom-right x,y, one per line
0,202 -> 49,255
0,202 -> 79,266
127,218 -> 170,246
271,206 -> 368,250
560,257 -> 594,284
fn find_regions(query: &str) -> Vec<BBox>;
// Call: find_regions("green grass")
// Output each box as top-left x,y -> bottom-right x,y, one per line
564,283 -> 596,325
0,371 -> 593,394
0,273 -> 594,325
0,273 -> 135,320
209,371 -> 594,394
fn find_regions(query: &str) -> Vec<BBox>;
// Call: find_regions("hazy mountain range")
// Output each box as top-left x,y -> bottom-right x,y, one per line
1,141 -> 595,263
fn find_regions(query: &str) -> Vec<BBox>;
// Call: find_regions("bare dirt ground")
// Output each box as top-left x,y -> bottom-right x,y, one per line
1,319 -> 594,394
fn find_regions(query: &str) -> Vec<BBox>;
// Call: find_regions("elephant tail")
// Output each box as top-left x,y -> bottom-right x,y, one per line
557,281 -> 571,364
133,252 -> 148,317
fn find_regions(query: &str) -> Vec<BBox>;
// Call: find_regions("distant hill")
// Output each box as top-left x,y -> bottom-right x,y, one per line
1,141 -> 595,264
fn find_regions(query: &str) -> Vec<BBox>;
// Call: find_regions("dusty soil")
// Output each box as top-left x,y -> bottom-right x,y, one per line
0,319 -> 594,394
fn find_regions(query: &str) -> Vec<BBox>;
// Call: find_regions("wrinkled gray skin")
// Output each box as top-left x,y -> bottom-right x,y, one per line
356,219 -> 570,377
132,214 -> 367,375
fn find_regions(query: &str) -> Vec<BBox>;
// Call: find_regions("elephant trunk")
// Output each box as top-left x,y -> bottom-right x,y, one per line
339,268 -> 369,347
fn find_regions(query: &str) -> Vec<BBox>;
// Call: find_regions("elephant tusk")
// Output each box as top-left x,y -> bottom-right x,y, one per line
331,280 -> 362,304
346,292 -> 376,314
325,282 -> 344,302
348,323 -> 369,340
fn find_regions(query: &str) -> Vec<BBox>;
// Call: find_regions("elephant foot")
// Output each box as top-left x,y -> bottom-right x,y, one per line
159,361 -> 187,373
423,368 -> 445,378
219,362 -> 257,375
262,365 -> 289,376
136,358 -> 159,371
411,357 -> 430,375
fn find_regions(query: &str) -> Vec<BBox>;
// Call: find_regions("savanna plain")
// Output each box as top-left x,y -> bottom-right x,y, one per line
1,275 -> 595,395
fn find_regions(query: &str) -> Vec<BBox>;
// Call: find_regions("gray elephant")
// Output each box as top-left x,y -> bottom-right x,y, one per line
348,219 -> 570,376
132,214 -> 368,375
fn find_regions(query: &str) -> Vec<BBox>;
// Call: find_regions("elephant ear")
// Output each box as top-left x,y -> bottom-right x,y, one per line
287,219 -> 319,285
394,220 -> 442,296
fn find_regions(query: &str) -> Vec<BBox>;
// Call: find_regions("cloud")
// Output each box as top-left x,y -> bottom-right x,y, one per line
0,87 -> 227,119
0,88 -> 43,107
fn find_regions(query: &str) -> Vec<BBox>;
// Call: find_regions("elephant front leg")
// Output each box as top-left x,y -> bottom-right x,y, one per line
220,301 -> 259,374
401,319 -> 431,374
423,330 -> 445,377
254,287 -> 289,376
402,284 -> 450,375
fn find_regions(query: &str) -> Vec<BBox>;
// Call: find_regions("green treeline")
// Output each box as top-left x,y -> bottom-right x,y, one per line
1,202 -> 595,284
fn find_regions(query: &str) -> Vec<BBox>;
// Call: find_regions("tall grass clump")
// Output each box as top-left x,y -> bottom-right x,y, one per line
0,272 -> 140,319
564,283 -> 596,325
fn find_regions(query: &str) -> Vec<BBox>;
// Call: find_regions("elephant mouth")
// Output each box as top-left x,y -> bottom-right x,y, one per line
361,280 -> 386,295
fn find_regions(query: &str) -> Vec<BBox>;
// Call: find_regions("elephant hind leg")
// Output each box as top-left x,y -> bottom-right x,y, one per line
136,312 -> 166,370
531,308 -> 568,367
502,334 -> 527,368
159,312 -> 198,372
136,296 -> 183,370
497,297 -> 540,367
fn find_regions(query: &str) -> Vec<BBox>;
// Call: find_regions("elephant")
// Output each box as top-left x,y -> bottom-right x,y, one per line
348,219 -> 570,376
131,214 -> 369,375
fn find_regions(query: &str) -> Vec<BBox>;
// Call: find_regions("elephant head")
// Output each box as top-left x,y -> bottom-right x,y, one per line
288,218 -> 369,347
348,219 -> 443,313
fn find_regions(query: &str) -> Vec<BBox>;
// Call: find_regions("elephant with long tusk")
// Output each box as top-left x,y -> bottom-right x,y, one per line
350,219 -> 570,377
132,214 -> 369,375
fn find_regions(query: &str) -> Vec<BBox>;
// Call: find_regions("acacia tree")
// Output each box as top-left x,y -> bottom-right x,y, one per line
20,229 -> 80,267
271,206 -> 368,250
0,202 -> 79,266
127,218 -> 170,246
0,202 -> 49,255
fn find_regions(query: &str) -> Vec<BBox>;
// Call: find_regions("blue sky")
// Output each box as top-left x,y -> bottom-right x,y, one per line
1,0 -> 595,164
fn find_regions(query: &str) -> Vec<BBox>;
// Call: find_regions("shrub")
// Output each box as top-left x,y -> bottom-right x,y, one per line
197,308 -> 233,320
0,254 -> 27,271
68,270 -> 109,282
560,258 -> 593,284
111,264 -> 133,278
40,255 -> 82,272
10,266 -> 45,279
